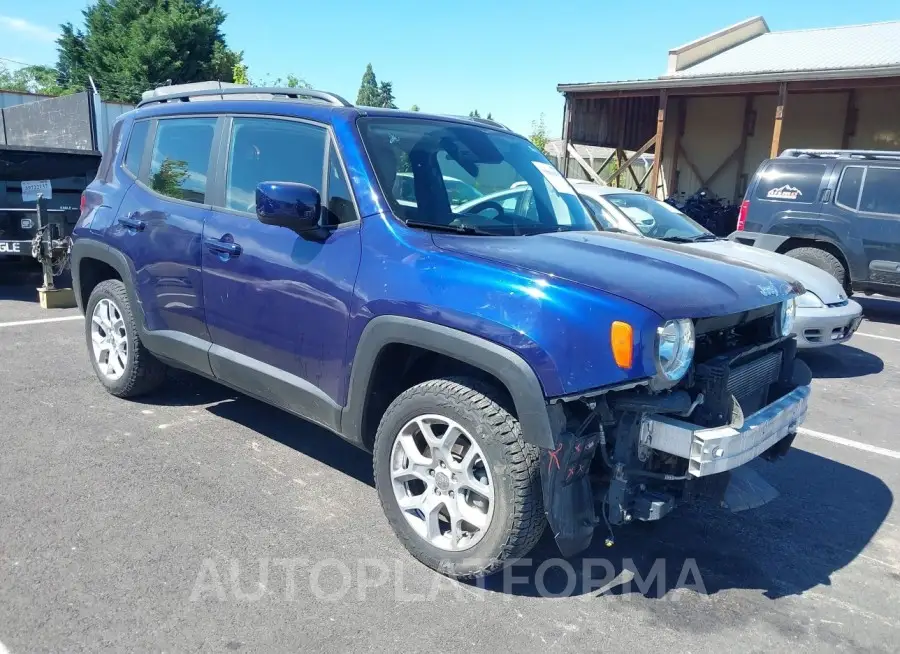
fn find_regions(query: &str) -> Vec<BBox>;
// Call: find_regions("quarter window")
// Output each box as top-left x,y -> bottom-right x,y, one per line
324,143 -> 357,225
859,167 -> 900,217
754,162 -> 826,204
148,118 -> 216,203
225,118 -> 326,213
124,120 -> 150,177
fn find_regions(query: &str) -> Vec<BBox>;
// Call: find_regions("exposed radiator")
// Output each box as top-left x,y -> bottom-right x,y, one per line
728,351 -> 783,413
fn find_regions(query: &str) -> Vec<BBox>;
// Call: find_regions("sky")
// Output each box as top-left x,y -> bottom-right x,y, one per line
1,0 -> 898,137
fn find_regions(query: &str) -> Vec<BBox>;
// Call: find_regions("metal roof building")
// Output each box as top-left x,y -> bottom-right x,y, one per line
556,17 -> 900,201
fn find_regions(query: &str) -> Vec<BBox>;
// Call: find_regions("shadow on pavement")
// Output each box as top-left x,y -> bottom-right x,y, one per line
139,371 -> 375,487
856,294 -> 900,326
474,449 -> 892,606
801,343 -> 883,378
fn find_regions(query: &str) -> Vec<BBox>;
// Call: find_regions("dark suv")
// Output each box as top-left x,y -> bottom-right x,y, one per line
733,149 -> 900,296
71,85 -> 812,578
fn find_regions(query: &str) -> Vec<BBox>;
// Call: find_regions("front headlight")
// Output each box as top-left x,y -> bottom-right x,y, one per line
795,291 -> 824,309
780,297 -> 797,336
656,318 -> 695,382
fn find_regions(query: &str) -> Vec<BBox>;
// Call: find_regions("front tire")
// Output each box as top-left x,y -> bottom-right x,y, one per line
373,377 -> 545,578
85,279 -> 167,397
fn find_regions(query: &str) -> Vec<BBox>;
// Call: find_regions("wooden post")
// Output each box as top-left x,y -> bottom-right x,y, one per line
648,90 -> 667,197
560,96 -> 573,176
665,98 -> 684,197
841,89 -> 856,149
732,95 -> 754,202
770,83 -> 788,158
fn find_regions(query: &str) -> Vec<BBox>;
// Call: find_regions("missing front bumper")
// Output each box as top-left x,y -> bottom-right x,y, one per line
641,384 -> 810,477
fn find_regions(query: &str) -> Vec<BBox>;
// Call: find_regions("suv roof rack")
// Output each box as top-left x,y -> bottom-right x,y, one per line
137,86 -> 353,109
779,148 -> 900,161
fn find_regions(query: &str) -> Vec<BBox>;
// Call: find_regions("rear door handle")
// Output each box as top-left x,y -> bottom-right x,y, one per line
204,237 -> 242,258
118,213 -> 146,231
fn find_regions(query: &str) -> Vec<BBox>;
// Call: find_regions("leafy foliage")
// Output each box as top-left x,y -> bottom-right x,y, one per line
0,63 -> 68,95
409,104 -> 420,112
529,113 -> 549,152
56,0 -> 244,102
150,159 -> 190,199
356,64 -> 396,108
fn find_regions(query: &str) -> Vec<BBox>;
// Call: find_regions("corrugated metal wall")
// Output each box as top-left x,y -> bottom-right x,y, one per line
569,96 -> 659,151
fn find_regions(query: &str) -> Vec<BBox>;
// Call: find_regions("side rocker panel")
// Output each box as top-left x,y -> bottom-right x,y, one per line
341,315 -> 555,449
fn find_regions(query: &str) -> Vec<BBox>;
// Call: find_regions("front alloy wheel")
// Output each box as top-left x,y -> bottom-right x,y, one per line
390,414 -> 494,551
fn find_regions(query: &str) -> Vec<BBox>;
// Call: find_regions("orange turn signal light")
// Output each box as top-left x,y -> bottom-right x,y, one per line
610,321 -> 634,369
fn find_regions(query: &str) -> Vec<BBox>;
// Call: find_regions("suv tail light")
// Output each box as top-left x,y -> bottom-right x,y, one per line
80,190 -> 102,221
736,200 -> 749,231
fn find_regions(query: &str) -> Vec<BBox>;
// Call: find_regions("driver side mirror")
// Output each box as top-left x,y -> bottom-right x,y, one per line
256,182 -> 320,232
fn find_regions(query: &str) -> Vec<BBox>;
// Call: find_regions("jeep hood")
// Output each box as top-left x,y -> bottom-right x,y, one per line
432,231 -> 798,319
680,239 -> 846,305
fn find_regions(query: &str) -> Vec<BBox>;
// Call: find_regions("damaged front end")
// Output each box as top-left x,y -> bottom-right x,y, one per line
539,305 -> 812,557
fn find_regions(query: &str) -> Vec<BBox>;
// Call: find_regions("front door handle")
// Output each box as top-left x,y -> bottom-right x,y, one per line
204,237 -> 242,258
118,213 -> 145,231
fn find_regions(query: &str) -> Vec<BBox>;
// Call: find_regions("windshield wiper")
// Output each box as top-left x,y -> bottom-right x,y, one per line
404,219 -> 496,236
659,234 -> 719,243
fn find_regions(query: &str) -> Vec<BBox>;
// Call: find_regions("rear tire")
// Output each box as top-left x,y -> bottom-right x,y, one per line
85,279 -> 167,398
785,246 -> 849,292
373,377 -> 545,578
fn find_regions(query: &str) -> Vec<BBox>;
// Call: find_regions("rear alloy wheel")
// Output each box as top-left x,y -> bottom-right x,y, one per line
91,298 -> 129,381
373,378 -> 545,578
85,279 -> 167,397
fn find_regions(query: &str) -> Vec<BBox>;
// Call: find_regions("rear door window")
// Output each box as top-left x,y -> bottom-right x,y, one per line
754,162 -> 826,204
835,166 -> 865,210
858,167 -> 900,217
148,117 -> 217,204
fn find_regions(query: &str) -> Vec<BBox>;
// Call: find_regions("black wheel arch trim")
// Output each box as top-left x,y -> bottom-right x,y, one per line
341,315 -> 555,450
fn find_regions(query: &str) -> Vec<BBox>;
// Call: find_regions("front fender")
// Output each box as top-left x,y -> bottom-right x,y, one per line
341,316 -> 556,448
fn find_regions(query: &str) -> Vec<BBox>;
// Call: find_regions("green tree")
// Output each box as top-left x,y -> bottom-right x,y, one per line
409,104 -> 420,112
150,159 -> 190,199
377,81 -> 396,109
468,109 -> 481,118
56,0 -> 243,103
232,62 -> 250,85
486,112 -> 493,120
529,113 -> 549,152
0,63 -> 68,95
356,63 -> 380,106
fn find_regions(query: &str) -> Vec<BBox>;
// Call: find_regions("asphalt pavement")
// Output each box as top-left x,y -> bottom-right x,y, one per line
1,274 -> 899,653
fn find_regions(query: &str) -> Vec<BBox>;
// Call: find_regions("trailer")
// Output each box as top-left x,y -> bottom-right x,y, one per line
0,90 -> 131,304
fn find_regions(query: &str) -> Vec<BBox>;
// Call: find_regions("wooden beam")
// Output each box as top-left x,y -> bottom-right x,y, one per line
560,97 -> 573,175
770,82 -> 788,158
566,144 -> 608,185
648,90 -> 667,196
665,98 -> 685,196
732,95 -> 754,203
705,144 -> 743,188
841,89 -> 856,149
595,150 -> 617,178
678,144 -> 707,187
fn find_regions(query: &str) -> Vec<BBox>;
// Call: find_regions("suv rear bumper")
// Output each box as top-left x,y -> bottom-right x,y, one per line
729,231 -> 789,253
641,383 -> 810,477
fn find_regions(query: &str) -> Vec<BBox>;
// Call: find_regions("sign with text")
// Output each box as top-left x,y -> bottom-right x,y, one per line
21,180 -> 53,202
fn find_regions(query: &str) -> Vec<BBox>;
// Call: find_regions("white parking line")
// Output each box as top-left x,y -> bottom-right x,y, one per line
799,427 -> 900,460
0,315 -> 83,329
855,331 -> 900,344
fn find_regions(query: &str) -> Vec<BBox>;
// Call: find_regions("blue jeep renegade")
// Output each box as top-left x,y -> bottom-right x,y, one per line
71,86 -> 811,578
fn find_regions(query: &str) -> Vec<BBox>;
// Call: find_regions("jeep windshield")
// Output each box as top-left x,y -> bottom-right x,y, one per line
358,117 -> 597,236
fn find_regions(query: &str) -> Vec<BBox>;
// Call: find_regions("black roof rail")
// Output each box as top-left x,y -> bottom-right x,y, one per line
780,148 -> 900,161
137,86 -> 353,109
